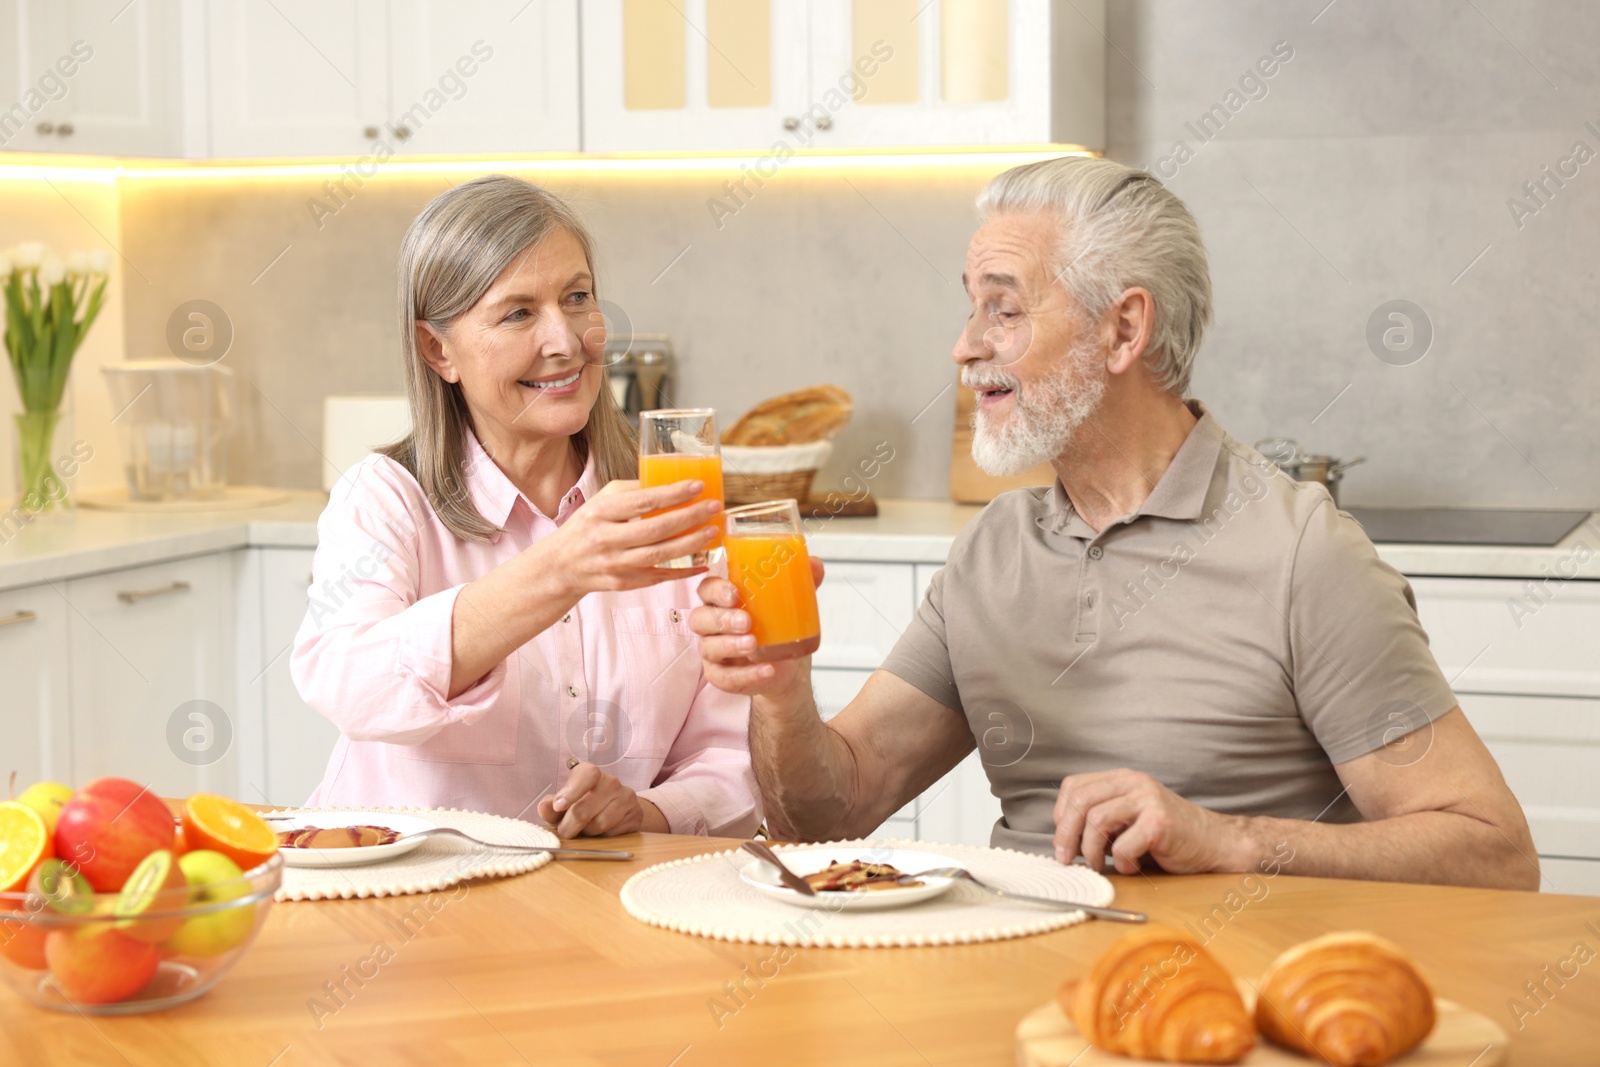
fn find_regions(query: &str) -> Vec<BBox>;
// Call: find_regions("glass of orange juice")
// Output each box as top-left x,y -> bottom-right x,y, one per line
723,499 -> 821,661
639,408 -> 724,568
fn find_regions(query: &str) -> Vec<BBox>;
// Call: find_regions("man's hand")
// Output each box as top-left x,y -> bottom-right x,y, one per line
536,763 -> 664,837
1052,768 -> 1245,874
690,557 -> 825,699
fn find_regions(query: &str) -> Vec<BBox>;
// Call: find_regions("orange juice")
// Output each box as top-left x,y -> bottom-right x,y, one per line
639,452 -> 725,550
724,532 -> 821,661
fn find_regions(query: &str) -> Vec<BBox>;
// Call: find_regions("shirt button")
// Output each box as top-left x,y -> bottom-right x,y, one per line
1088,546 -> 1103,560
669,609 -> 681,623
562,613 -> 572,623
566,685 -> 578,697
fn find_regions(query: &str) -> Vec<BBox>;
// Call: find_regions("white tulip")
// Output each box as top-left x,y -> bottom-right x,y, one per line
39,256 -> 66,286
88,249 -> 114,274
67,251 -> 90,275
13,242 -> 44,269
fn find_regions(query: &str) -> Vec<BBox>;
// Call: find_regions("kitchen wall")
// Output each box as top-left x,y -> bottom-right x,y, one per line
110,0 -> 1600,508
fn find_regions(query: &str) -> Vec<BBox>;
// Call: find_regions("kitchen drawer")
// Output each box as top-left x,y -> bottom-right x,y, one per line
1460,693 -> 1600,859
1538,857 -> 1600,897
813,561 -> 914,669
1411,577 -> 1600,698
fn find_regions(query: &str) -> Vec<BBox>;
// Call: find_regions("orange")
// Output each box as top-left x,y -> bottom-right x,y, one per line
0,800 -> 53,894
0,906 -> 48,970
180,795 -> 277,873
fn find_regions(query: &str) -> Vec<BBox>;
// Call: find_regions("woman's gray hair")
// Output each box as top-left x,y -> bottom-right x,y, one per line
976,156 -> 1212,396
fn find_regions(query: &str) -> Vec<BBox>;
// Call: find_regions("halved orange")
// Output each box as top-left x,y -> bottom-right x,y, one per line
0,801 -> 53,894
180,794 -> 278,872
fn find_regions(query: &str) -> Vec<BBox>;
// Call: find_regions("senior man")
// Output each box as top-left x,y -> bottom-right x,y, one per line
693,156 -> 1536,889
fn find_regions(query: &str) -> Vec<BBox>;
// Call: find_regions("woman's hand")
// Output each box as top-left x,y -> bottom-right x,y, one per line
546,479 -> 722,599
689,558 -> 825,701
537,763 -> 667,837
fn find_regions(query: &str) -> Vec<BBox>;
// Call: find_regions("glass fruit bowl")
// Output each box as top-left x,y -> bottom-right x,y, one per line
0,852 -> 281,1014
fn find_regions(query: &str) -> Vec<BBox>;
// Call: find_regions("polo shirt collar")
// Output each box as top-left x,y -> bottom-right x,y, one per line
463,425 -> 598,527
1046,399 -> 1224,535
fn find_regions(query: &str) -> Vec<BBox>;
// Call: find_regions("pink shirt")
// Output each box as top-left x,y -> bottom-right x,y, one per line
289,430 -> 760,838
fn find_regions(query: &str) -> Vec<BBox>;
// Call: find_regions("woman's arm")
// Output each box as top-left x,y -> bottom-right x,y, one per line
447,478 -> 723,697
637,677 -> 763,838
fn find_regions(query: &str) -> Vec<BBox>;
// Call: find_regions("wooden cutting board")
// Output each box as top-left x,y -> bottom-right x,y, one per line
1016,997 -> 1508,1067
949,374 -> 1057,503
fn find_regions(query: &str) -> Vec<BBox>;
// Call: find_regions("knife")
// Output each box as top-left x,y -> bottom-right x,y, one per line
741,840 -> 816,896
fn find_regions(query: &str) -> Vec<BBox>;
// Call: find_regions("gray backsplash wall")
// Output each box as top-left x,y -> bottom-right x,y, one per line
118,0 -> 1600,507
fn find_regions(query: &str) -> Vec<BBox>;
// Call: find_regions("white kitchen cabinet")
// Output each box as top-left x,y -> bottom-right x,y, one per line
0,0 -> 187,156
0,583 -> 71,786
256,547 -> 338,805
917,749 -> 1003,848
205,0 -> 389,157
580,0 -> 811,153
582,0 -> 1105,152
1412,577 -> 1600,698
64,552 -> 236,799
386,0 -> 579,154
813,560 -> 913,669
808,0 -> 1103,149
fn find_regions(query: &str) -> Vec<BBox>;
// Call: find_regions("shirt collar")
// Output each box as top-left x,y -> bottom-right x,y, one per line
462,425 -> 598,528
1045,399 -> 1224,535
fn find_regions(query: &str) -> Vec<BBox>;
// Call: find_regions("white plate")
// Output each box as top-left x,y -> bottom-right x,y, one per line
738,846 -> 960,911
272,810 -> 439,868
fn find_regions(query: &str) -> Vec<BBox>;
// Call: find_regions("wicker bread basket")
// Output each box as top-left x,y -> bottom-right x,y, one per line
721,442 -> 833,506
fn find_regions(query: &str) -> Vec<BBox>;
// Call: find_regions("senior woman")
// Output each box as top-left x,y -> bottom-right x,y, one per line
290,175 -> 758,838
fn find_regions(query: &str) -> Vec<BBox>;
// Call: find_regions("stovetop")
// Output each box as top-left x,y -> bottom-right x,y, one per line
1342,507 -> 1592,547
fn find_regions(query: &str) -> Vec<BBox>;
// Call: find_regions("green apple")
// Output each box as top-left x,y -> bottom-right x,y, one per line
16,781 -> 73,838
160,850 -> 255,957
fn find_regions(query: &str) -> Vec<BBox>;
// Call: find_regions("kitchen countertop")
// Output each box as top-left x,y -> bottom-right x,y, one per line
1,831 -> 1591,1064
2,492 -> 1598,591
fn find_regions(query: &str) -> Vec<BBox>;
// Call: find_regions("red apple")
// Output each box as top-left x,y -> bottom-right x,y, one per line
44,923 -> 159,1005
53,779 -> 176,892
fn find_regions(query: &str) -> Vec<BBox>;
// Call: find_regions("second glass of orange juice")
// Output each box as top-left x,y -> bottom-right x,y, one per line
723,499 -> 821,661
639,408 -> 724,568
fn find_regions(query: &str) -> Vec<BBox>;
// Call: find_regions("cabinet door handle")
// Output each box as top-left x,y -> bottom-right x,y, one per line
782,116 -> 799,131
0,610 -> 38,627
117,580 -> 191,605
56,122 -> 74,136
814,115 -> 833,131
36,121 -> 54,134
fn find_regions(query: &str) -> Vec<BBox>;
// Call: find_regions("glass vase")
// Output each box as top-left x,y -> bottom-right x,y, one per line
12,403 -> 76,513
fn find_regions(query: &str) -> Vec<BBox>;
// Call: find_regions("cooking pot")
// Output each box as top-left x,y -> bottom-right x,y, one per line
1253,438 -> 1365,506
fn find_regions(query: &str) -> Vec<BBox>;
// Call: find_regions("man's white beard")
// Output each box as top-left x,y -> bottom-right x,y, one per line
969,339 -> 1107,477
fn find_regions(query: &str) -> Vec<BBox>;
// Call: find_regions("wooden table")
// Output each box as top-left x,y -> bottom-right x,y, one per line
2,833 -> 1596,1066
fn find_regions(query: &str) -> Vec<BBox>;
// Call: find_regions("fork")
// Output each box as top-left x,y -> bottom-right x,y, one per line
403,826 -> 634,860
899,866 -> 1146,922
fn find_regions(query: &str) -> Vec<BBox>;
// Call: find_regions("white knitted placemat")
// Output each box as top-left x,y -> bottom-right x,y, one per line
621,839 -> 1115,947
264,806 -> 559,902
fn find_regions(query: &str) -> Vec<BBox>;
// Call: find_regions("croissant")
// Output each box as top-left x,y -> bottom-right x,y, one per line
1062,925 -> 1256,1063
1254,931 -> 1436,1066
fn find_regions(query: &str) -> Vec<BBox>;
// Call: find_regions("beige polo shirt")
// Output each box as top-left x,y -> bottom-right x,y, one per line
881,402 -> 1460,855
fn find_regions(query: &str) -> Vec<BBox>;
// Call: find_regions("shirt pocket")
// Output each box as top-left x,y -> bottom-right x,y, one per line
393,665 -> 521,766
611,605 -> 701,761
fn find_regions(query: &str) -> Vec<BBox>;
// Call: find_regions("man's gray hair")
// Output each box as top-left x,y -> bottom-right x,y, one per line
976,157 -> 1212,396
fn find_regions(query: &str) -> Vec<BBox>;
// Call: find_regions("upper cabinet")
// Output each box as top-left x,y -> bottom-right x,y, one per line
385,0 -> 580,155
0,0 -> 188,156
207,0 -> 580,158
205,0 -> 388,158
1,0 -> 1100,159
582,0 -> 1105,152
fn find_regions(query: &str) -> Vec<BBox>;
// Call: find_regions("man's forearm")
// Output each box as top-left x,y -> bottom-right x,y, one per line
748,675 -> 863,841
1225,809 -> 1541,890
